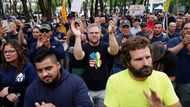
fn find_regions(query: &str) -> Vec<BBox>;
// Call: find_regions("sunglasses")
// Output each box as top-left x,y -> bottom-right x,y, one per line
40,29 -> 50,33
32,31 -> 39,33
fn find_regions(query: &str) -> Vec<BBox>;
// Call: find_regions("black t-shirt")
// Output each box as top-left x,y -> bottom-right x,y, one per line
82,42 -> 111,91
4,34 -> 18,41
153,50 -> 177,77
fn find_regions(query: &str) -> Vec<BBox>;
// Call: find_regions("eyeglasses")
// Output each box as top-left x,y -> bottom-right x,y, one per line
40,29 -> 50,33
3,50 -> 16,55
32,31 -> 40,33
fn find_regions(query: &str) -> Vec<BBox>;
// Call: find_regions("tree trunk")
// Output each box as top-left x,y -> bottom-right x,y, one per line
132,0 -> 137,4
139,0 -> 144,4
21,0 -> 30,19
13,0 -> 18,17
99,0 -> 104,16
113,0 -> 117,12
0,0 -> 4,17
95,0 -> 98,16
46,0 -> 52,21
109,0 -> 112,13
123,0 -> 127,15
38,0 -> 46,17
90,0 -> 94,17
84,0 -> 88,18
28,0 -> 32,13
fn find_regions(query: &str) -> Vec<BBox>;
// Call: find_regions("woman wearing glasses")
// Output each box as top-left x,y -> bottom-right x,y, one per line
0,40 -> 37,107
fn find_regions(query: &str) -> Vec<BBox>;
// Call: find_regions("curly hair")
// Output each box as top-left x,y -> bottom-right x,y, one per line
120,36 -> 151,67
1,40 -> 29,73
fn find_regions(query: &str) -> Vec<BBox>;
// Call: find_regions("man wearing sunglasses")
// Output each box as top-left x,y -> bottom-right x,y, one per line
29,24 -> 65,63
112,19 -> 134,74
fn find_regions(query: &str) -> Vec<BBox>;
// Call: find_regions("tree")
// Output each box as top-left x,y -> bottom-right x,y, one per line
38,0 -> 52,21
20,0 -> 30,19
95,0 -> 98,16
99,0 -> 104,15
0,0 -> 4,17
90,0 -> 94,17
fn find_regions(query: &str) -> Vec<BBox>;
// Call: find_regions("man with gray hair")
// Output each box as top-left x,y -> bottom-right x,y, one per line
167,22 -> 180,39
72,19 -> 119,106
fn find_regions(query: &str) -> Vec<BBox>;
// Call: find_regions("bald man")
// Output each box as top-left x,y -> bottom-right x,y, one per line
167,22 -> 180,39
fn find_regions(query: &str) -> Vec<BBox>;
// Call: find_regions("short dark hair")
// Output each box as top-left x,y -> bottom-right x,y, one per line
120,36 -> 151,67
181,21 -> 190,29
34,47 -> 58,63
154,21 -> 163,27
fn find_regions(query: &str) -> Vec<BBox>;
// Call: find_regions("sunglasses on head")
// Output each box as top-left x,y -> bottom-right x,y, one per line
40,29 -> 50,33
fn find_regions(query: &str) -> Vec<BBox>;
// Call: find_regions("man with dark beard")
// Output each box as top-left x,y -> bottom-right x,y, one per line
24,47 -> 92,107
104,36 -> 181,107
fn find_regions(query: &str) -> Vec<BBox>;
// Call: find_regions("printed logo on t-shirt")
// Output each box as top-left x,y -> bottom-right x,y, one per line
15,73 -> 25,82
89,52 -> 102,69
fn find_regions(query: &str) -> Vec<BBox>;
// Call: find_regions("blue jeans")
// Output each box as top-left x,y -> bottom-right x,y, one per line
175,83 -> 190,107
89,90 -> 105,107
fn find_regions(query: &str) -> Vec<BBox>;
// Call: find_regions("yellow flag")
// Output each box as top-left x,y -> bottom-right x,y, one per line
164,0 -> 171,12
60,0 -> 67,33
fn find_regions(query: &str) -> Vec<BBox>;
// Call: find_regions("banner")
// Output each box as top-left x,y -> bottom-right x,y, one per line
61,0 -> 67,33
71,0 -> 84,13
129,5 -> 145,16
164,0 -> 171,12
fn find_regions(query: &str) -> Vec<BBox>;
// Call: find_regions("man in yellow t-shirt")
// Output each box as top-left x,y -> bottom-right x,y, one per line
104,36 -> 182,107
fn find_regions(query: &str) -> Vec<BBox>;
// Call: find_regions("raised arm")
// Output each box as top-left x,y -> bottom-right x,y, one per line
107,20 -> 119,55
72,21 -> 85,60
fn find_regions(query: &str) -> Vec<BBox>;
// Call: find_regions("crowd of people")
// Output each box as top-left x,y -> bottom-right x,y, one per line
0,11 -> 190,107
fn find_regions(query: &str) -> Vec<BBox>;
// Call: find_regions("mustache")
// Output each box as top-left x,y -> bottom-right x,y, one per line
42,75 -> 51,80
140,65 -> 152,70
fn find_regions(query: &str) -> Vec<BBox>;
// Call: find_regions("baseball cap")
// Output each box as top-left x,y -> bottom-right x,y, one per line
134,18 -> 141,22
151,41 -> 166,58
120,20 -> 131,27
74,19 -> 81,24
40,24 -> 51,31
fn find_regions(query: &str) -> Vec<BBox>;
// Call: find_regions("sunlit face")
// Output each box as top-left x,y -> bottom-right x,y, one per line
128,47 -> 153,79
35,58 -> 61,85
154,24 -> 162,35
3,45 -> 18,63
32,28 -> 40,39
88,26 -> 101,46
169,23 -> 176,32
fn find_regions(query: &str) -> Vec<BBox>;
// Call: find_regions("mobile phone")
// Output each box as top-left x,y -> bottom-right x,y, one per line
1,20 -> 10,32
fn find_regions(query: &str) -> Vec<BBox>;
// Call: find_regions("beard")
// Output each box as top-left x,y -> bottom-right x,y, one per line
41,73 -> 61,87
128,64 -> 153,78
